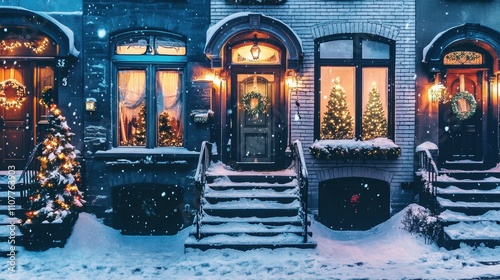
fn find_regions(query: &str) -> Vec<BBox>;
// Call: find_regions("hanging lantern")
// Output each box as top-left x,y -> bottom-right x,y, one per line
428,83 -> 448,103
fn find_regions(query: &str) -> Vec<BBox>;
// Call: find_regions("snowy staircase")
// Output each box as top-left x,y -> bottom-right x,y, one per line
185,169 -> 316,250
434,171 -> 500,249
0,172 -> 25,257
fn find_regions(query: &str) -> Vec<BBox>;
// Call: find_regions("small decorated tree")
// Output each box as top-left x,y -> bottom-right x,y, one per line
361,83 -> 387,140
321,78 -> 354,139
25,104 -> 85,225
158,111 -> 183,147
131,102 -> 146,146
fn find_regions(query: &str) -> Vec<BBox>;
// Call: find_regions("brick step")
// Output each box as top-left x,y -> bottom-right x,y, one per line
436,186 -> 500,202
441,221 -> 500,249
200,214 -> 303,226
434,180 -> 500,190
184,233 -> 316,251
437,197 -> 500,215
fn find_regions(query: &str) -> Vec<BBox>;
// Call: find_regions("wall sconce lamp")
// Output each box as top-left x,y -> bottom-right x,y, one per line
250,35 -> 261,60
428,73 -> 448,103
286,70 -> 298,88
86,97 -> 97,112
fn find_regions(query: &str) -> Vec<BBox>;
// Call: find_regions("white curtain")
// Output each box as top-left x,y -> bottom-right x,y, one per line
156,71 -> 182,131
118,70 -> 146,144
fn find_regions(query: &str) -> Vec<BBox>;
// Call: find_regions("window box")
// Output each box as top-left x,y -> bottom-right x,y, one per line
310,138 -> 401,160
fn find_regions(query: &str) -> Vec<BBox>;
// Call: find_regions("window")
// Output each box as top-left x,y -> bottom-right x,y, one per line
316,35 -> 394,140
112,30 -> 186,148
0,27 -> 58,56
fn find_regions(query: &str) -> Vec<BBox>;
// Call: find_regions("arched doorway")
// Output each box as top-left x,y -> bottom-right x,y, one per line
424,24 -> 500,169
205,13 -> 303,170
0,8 -> 79,170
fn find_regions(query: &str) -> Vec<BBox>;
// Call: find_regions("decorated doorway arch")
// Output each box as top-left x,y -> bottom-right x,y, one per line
205,13 -> 303,169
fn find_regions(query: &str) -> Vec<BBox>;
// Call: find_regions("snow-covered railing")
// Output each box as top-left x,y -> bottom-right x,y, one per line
17,142 -> 43,207
292,140 -> 309,243
415,142 -> 439,212
194,141 -> 213,240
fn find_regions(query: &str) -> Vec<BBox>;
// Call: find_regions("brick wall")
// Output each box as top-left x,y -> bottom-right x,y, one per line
211,0 -> 416,214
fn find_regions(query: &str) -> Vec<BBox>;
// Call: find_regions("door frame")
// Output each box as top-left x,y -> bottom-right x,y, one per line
228,65 -> 288,170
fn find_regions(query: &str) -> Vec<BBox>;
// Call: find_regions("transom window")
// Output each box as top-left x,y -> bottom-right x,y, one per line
315,34 -> 395,141
112,30 -> 186,148
0,27 -> 58,56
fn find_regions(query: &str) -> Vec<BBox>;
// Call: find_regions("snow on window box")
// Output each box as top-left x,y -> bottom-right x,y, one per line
310,138 -> 401,160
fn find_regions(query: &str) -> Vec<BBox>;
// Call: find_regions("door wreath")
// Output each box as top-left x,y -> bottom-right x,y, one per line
242,90 -> 268,116
0,78 -> 27,109
451,91 -> 477,120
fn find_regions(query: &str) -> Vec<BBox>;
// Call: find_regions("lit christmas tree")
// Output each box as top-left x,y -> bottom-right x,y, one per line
132,102 -> 146,146
362,83 -> 387,140
158,110 -> 183,147
321,78 -> 354,139
25,104 -> 85,224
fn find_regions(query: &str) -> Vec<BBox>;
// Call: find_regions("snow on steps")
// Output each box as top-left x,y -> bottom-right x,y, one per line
185,170 -> 316,251
435,171 -> 500,249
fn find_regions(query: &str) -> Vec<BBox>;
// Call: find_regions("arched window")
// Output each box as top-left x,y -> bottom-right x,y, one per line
111,30 -> 187,148
315,34 -> 395,141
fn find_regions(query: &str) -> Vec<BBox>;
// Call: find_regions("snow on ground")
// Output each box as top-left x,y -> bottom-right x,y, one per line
2,204 -> 500,280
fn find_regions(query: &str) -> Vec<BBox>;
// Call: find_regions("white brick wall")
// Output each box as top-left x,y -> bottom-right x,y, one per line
211,0 -> 416,214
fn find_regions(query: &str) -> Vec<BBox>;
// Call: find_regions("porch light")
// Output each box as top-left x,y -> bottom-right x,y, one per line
286,70 -> 297,88
85,97 -> 97,111
428,83 -> 448,103
250,35 -> 261,60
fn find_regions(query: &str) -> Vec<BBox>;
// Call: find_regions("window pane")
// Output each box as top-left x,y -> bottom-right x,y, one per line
320,66 -> 355,139
156,71 -> 183,147
0,27 -> 57,56
362,40 -> 390,59
361,68 -> 388,140
116,36 -> 148,55
118,70 -> 147,146
155,37 -> 186,55
320,40 -> 353,59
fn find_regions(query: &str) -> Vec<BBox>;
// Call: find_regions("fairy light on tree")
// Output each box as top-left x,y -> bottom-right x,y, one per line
321,77 -> 354,140
362,82 -> 387,140
25,102 -> 85,224
131,102 -> 147,146
158,111 -> 182,147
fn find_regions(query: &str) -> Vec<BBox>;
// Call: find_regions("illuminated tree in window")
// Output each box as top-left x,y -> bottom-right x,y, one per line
132,102 -> 146,146
321,78 -> 354,140
25,104 -> 84,224
158,111 -> 183,147
362,83 -> 387,140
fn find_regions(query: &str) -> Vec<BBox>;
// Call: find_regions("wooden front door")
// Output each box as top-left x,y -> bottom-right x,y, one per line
439,70 -> 486,166
0,64 -> 33,170
233,69 -> 286,169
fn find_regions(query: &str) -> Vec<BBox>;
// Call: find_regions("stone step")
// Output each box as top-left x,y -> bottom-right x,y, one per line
193,223 -> 305,238
202,199 -> 300,218
200,214 -> 303,226
0,224 -> 23,243
434,178 -> 500,190
206,180 -> 297,191
437,197 -> 500,215
207,174 -> 295,185
184,233 -> 316,251
436,186 -> 500,202
204,187 -> 299,203
439,210 -> 500,224
442,221 -> 500,249
438,171 -> 500,181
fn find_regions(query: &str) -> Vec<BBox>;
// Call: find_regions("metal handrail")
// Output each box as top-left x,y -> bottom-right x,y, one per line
17,142 -> 43,208
416,148 -> 439,212
194,141 -> 213,240
292,140 -> 309,243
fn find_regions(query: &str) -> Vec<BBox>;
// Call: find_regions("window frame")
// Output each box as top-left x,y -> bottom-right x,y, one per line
110,30 -> 187,148
314,34 -> 396,141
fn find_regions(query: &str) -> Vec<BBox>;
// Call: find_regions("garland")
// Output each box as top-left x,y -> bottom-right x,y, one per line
451,91 -> 477,120
39,86 -> 56,108
242,90 -> 268,116
0,78 -> 26,109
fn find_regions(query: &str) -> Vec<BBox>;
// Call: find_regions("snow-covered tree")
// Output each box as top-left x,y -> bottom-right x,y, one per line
321,78 -> 354,140
362,83 -> 387,140
25,104 -> 85,224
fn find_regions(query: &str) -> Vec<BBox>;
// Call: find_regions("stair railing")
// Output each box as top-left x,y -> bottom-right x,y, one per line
194,141 -> 213,240
416,148 -> 439,212
292,140 -> 309,243
17,142 -> 43,207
